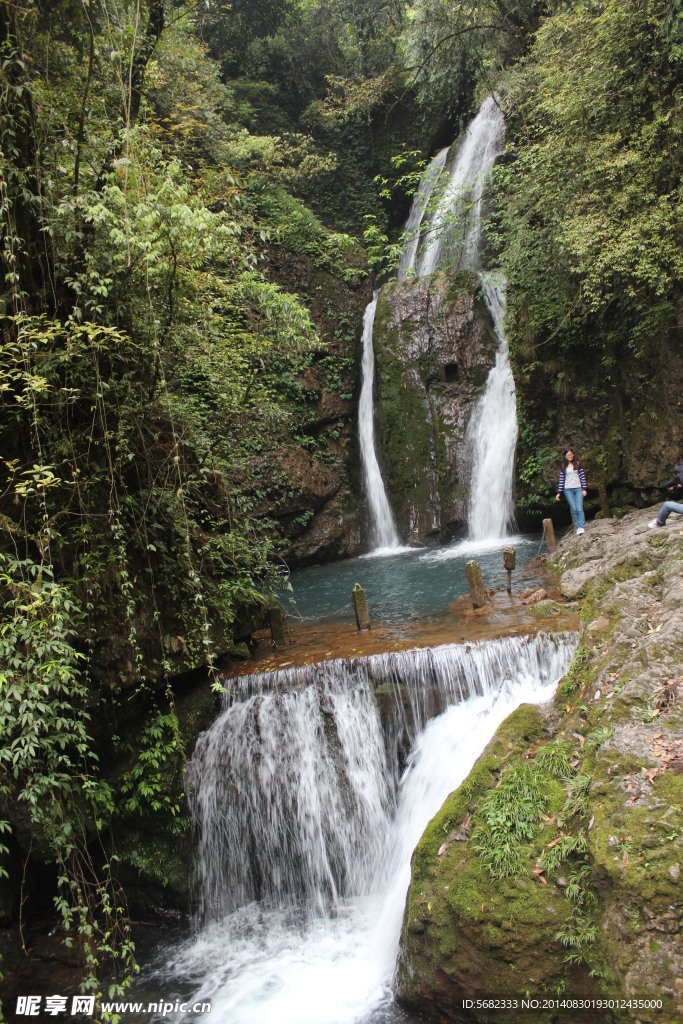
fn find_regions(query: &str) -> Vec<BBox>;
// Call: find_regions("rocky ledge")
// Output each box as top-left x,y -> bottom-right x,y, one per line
397,508 -> 682,1023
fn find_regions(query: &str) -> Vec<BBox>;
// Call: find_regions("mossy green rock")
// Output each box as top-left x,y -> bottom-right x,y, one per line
372,272 -> 497,543
398,509 -> 683,1022
396,706 -> 598,1020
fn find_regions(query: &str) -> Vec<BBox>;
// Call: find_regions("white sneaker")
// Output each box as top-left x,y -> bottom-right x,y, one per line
576,527 -> 584,536
647,519 -> 662,529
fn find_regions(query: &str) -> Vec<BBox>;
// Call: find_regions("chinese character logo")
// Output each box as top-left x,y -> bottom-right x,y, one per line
16,996 -> 42,1016
71,996 -> 96,1016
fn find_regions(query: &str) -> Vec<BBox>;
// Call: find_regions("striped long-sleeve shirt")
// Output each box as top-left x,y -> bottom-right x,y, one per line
557,462 -> 587,495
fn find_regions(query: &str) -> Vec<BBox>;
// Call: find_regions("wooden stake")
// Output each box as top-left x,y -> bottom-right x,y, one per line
503,546 -> 515,593
352,583 -> 371,631
543,518 -> 556,553
465,560 -> 487,609
269,606 -> 287,647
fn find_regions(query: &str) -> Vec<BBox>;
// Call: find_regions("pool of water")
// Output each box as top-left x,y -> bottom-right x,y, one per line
281,535 -> 540,627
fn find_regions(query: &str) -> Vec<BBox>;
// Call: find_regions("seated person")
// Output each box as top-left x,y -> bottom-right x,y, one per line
649,459 -> 683,528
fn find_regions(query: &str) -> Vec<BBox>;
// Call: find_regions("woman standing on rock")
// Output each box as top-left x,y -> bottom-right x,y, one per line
556,448 -> 588,535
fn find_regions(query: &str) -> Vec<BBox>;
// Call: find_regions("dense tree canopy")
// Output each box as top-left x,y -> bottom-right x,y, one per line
491,0 -> 681,506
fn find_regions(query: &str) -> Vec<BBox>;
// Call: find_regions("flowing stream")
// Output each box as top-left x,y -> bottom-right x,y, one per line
141,633 -> 576,1023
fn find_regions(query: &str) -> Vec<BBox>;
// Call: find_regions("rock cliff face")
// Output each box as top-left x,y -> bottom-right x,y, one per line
512,298 -> 683,526
262,248 -> 370,567
372,272 -> 497,543
397,510 -> 683,1022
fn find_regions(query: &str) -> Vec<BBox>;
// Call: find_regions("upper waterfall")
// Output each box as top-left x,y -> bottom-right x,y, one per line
413,96 -> 505,278
396,96 -> 517,540
358,292 -> 400,550
396,146 -> 449,282
357,95 -> 516,550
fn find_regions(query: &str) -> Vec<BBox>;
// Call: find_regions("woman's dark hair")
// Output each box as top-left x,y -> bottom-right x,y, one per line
562,449 -> 581,470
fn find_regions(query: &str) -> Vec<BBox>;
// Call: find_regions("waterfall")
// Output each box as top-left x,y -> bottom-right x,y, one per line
396,95 -> 517,540
358,293 -> 399,549
156,633 -> 576,1023
415,96 -> 505,278
466,273 -> 518,538
358,98 -> 513,547
396,146 -> 449,282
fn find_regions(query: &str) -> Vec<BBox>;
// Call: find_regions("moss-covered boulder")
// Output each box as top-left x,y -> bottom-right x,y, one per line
372,272 -> 497,543
396,705 -> 599,1019
398,509 -> 683,1022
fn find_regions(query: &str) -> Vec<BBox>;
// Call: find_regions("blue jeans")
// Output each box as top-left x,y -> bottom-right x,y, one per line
564,488 -> 585,529
657,500 -> 683,525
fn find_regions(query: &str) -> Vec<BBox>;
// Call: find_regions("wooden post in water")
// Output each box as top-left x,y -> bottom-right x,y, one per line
269,606 -> 287,647
352,583 -> 371,631
543,518 -> 557,553
465,560 -> 487,609
503,546 -> 516,594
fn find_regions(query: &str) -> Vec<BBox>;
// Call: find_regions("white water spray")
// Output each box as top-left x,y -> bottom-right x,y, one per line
397,96 -> 517,540
466,272 -> 518,538
415,97 -> 505,278
358,293 -> 400,550
396,147 -> 449,282
147,633 -> 576,1024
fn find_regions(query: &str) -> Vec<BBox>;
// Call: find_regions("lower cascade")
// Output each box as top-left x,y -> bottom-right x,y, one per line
151,633 -> 576,1023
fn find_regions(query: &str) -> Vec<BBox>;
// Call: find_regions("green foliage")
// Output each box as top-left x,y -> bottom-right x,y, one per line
0,1 -> 355,1002
542,831 -> 589,873
119,712 -> 184,818
498,0 -> 681,345
401,0 -> 548,114
563,773 -> 592,821
0,556 -> 92,814
493,0 -> 681,498
534,739 -> 575,780
584,726 -> 613,753
0,555 -> 132,1006
554,862 -> 597,965
473,762 -> 546,878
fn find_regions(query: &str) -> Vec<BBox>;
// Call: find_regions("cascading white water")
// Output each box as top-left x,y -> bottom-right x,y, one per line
415,97 -> 505,278
359,97 -> 512,548
397,95 -> 517,541
396,147 -> 449,282
466,272 -> 518,538
150,633 -> 576,1023
188,673 -> 395,920
358,293 -> 400,550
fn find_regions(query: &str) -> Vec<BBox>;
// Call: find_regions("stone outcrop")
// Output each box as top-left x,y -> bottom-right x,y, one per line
397,508 -> 683,1022
372,271 -> 497,543
262,248 -> 368,567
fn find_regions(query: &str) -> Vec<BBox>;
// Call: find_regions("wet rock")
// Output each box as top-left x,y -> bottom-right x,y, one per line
372,272 -> 497,544
521,587 -> 547,605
